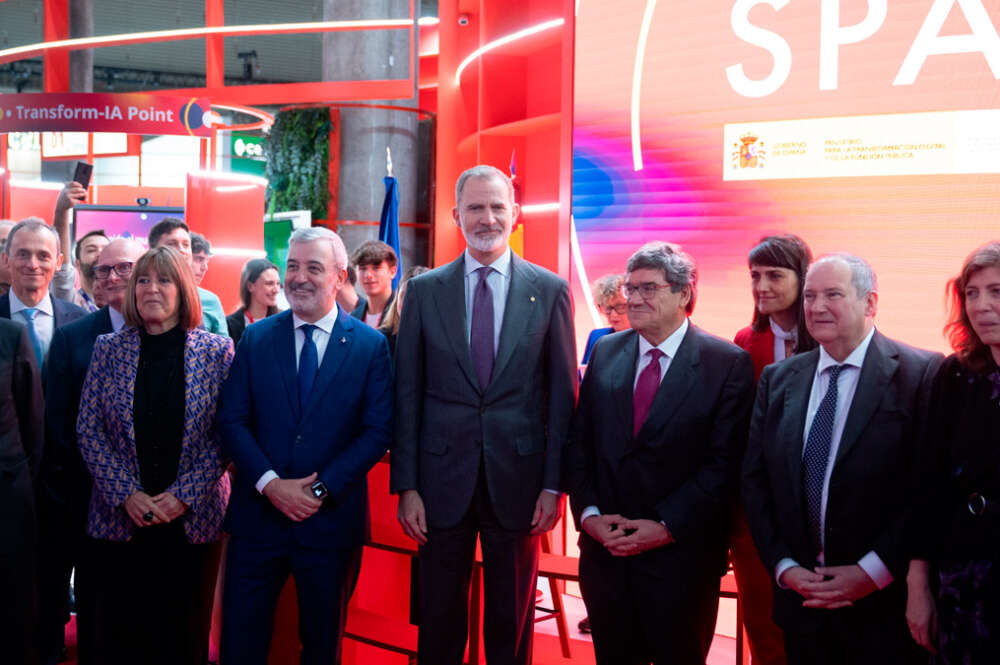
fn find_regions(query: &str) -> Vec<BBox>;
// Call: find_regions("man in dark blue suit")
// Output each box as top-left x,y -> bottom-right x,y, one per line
219,226 -> 393,665
36,239 -> 144,665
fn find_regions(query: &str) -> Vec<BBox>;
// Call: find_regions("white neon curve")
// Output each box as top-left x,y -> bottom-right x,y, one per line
0,19 -> 420,63
520,202 -> 560,214
631,0 -> 657,172
570,215 -> 603,329
454,18 -> 565,84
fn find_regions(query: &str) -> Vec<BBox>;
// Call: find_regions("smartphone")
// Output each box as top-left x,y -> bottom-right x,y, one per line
73,161 -> 93,190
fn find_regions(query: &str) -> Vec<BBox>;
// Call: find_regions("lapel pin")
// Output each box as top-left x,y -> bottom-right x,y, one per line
341,337 -> 347,343
530,296 -> 536,302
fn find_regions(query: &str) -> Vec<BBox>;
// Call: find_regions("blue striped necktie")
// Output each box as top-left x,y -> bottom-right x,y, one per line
21,307 -> 44,368
802,364 -> 846,558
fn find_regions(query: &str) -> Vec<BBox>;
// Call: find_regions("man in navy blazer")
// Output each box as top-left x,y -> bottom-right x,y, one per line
36,238 -> 143,665
219,226 -> 393,665
0,218 -> 86,665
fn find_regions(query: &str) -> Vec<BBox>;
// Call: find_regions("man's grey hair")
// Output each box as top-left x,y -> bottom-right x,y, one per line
810,253 -> 878,300
590,274 -> 625,308
626,241 -> 698,314
455,164 -> 515,206
289,226 -> 348,271
5,217 -> 61,256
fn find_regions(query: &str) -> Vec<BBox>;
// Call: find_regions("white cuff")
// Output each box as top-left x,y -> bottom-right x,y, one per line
775,557 -> 800,588
857,551 -> 894,590
256,470 -> 279,494
543,488 -> 562,496
580,505 -> 601,522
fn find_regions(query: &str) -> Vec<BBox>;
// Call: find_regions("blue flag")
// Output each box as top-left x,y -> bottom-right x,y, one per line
378,175 -> 401,291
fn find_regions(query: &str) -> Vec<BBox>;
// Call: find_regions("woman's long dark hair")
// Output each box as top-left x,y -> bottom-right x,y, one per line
748,234 -> 817,353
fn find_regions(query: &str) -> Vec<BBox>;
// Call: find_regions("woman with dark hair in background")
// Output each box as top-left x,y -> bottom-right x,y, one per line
907,241 -> 1000,664
379,265 -> 429,357
226,258 -> 280,344
77,246 -> 234,665
732,233 -> 816,665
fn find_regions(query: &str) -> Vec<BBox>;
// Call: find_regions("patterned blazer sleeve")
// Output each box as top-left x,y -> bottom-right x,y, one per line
76,334 -> 141,507
166,335 -> 235,511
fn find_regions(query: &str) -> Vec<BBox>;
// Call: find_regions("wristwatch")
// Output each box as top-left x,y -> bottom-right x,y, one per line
310,480 -> 330,500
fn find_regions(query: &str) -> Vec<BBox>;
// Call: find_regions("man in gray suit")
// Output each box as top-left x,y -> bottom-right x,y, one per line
742,253 -> 941,665
392,164 -> 577,665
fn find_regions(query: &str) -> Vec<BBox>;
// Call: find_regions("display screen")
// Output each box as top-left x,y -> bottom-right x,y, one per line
73,205 -> 184,248
572,0 -> 1000,353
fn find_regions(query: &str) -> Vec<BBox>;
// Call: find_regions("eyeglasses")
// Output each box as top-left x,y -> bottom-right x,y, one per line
94,262 -> 134,279
601,303 -> 628,315
622,283 -> 674,300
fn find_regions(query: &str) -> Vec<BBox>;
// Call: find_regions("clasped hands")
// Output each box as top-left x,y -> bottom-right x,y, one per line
262,472 -> 322,522
124,490 -> 188,527
582,513 -> 673,556
779,564 -> 878,609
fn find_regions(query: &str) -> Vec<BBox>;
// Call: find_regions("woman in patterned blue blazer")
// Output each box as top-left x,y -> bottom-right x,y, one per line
77,246 -> 234,665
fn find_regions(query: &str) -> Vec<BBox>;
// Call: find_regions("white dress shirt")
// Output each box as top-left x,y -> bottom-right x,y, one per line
255,305 -> 340,493
770,318 -> 796,362
463,249 -> 512,354
775,326 -> 893,590
109,306 -> 126,332
582,319 -> 690,524
9,289 -> 55,358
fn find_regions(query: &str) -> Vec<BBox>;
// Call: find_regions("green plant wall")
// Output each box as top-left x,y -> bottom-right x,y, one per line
264,108 -> 331,220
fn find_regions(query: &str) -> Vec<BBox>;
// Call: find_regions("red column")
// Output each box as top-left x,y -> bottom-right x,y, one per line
205,0 -> 225,89
43,0 -> 70,92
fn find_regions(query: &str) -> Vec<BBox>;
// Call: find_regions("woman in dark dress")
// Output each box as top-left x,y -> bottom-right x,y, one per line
77,246 -> 234,665
907,241 -> 1000,664
226,258 -> 280,344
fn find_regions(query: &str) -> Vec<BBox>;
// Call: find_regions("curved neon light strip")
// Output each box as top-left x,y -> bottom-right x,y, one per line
0,20 -> 416,65
520,202 -> 560,214
454,18 -> 565,85
570,215 -> 603,329
631,0 -> 657,172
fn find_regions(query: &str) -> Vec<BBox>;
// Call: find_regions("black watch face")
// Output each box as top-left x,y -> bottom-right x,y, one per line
311,481 -> 328,499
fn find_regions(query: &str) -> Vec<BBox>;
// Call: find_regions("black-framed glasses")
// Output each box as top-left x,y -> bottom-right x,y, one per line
622,283 -> 673,300
94,262 -> 134,279
601,303 -> 628,315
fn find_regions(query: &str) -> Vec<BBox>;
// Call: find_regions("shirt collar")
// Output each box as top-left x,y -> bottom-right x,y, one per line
638,317 -> 689,360
108,306 -> 126,332
817,326 -> 876,374
770,318 -> 797,341
464,248 -> 512,278
292,304 -> 340,335
9,289 -> 53,317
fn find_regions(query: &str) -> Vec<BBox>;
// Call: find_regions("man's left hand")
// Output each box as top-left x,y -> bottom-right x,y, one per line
800,564 -> 877,609
605,519 -> 673,556
151,492 -> 188,522
530,491 -> 563,535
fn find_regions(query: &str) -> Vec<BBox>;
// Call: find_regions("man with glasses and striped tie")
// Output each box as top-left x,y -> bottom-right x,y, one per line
742,253 -> 941,665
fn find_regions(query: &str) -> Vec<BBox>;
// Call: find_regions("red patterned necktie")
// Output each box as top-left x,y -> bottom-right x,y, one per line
633,348 -> 664,436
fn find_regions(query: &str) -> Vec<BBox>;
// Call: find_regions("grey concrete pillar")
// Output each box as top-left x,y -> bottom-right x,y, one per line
322,0 -> 428,269
69,0 -> 93,92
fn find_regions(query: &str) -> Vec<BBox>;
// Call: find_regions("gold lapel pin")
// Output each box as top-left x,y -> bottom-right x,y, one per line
530,296 -> 536,302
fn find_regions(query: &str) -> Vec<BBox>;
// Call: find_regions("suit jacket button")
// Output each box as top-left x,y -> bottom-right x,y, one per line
295,435 -> 302,444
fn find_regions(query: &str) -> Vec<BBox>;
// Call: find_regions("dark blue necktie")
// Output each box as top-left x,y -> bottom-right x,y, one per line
470,266 -> 495,391
21,307 -> 44,369
803,364 -> 846,558
298,324 -> 318,410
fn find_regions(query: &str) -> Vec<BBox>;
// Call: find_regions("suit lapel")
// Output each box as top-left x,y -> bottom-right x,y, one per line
491,255 -> 539,389
302,309 -> 353,417
273,312 -> 300,421
627,324 -> 699,453
120,329 -> 141,473
431,256 -> 480,392
834,332 -> 896,466
97,307 -> 113,335
610,332 -> 638,456
0,293 -> 10,319
783,352 -> 818,512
